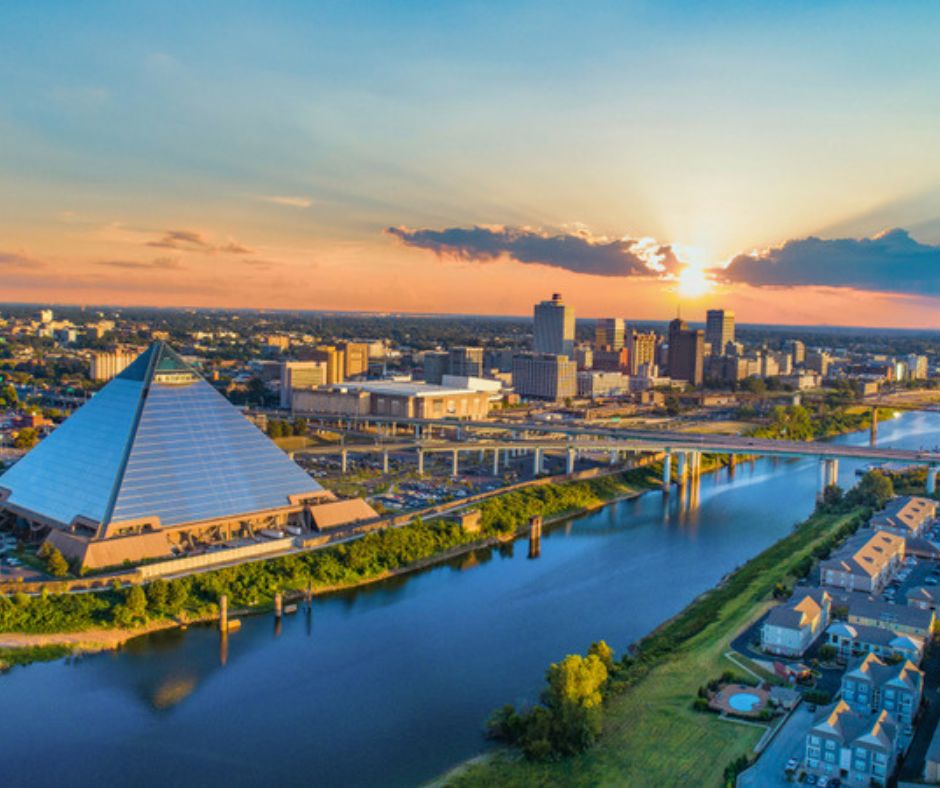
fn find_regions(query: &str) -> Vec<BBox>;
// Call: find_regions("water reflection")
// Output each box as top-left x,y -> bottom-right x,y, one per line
3,412 -> 940,788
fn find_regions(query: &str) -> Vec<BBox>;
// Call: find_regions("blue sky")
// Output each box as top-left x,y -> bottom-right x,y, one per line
1,1 -> 939,324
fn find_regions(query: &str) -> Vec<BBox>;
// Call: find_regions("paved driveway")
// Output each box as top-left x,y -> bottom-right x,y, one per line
738,705 -> 815,788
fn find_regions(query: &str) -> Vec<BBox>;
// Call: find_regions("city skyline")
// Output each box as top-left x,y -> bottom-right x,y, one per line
2,1 -> 940,326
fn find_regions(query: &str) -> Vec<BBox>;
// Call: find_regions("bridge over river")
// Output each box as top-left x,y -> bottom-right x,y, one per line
295,413 -> 940,498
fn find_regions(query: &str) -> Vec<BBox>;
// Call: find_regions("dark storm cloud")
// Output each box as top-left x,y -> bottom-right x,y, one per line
386,225 -> 683,278
722,229 -> 940,296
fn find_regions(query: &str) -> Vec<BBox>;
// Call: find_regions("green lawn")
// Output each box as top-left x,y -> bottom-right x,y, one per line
444,507 -> 862,788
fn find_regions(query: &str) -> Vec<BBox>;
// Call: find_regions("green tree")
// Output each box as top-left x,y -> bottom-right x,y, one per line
124,585 -> 148,618
13,428 -> 39,449
852,471 -> 894,509
45,548 -> 70,578
587,640 -> 615,672
147,579 -> 169,610
2,383 -> 18,405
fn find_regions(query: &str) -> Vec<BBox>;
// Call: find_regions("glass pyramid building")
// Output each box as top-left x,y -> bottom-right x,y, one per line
0,342 -> 331,567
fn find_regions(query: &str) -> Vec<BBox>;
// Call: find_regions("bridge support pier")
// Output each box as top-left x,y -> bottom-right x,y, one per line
610,449 -> 619,466
528,516 -> 542,559
452,450 -> 459,478
870,407 -> 878,446
417,449 -> 425,476
533,447 -> 542,476
492,448 -> 499,476
677,452 -> 688,487
817,458 -> 839,501
662,451 -> 672,492
927,466 -> 937,496
566,447 -> 576,475
341,449 -> 348,474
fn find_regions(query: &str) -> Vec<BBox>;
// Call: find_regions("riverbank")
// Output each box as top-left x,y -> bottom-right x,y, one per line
440,504 -> 867,787
0,465 -> 669,663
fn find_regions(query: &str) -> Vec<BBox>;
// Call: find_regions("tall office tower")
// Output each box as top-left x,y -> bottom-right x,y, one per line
484,347 -> 515,373
297,345 -> 345,384
667,318 -> 704,385
786,339 -> 806,366
39,309 -> 54,324
89,349 -> 140,382
422,352 -> 449,384
595,318 -> 625,350
279,361 -> 328,409
628,330 -> 658,375
705,309 -> 735,356
448,346 -> 484,378
805,350 -> 831,377
533,293 -> 575,358
906,354 -> 928,380
512,354 -> 577,401
337,341 -> 370,378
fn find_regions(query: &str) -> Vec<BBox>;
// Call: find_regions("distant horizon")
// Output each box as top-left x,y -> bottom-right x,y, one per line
5,299 -> 940,335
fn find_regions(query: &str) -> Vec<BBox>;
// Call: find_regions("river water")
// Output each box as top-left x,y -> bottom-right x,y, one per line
3,412 -> 940,788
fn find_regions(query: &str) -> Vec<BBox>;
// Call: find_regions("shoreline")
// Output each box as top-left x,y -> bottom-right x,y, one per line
0,482 -> 652,658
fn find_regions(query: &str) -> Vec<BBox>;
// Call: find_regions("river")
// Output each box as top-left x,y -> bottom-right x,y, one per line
3,412 -> 940,788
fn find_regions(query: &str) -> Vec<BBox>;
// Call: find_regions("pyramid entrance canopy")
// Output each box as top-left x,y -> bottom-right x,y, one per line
0,342 -> 324,535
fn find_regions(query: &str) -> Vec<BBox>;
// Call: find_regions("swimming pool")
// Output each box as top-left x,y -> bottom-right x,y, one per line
727,692 -> 762,712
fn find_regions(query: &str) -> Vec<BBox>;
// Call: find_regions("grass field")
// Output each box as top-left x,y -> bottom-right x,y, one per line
443,507 -> 863,788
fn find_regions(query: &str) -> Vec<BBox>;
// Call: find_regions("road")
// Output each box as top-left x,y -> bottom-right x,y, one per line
738,705 -> 815,788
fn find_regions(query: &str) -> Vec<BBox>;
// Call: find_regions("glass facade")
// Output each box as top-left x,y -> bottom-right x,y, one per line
1,342 -> 323,532
1,376 -> 144,528
109,377 -> 322,527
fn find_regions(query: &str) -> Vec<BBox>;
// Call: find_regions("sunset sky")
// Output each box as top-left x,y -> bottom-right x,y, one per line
2,1 -> 939,326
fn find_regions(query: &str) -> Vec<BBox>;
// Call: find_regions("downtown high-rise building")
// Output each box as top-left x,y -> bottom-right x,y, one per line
594,317 -> 624,350
512,353 -> 577,401
628,330 -> 658,375
534,293 -> 575,358
667,318 -> 704,385
448,346 -> 484,378
705,309 -> 735,356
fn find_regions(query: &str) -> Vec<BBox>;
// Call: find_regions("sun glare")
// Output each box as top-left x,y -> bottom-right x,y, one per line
677,266 -> 712,298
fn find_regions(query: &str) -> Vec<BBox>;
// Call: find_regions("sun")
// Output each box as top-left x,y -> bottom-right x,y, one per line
677,266 -> 712,298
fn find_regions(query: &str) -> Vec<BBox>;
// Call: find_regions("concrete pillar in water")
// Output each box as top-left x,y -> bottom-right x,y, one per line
532,447 -> 542,476
528,515 -> 542,559
219,594 -> 228,632
274,592 -> 283,619
452,449 -> 459,478
870,407 -> 878,446
492,448 -> 499,476
927,466 -> 938,495
662,451 -> 672,492
817,459 -> 828,501
677,452 -> 687,486
566,447 -> 576,475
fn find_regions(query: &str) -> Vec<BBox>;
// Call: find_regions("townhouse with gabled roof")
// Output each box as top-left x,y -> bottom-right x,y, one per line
820,530 -> 905,594
804,701 -> 899,785
870,496 -> 937,539
825,621 -> 925,664
848,597 -> 935,638
840,652 -> 923,727
761,588 -> 831,657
